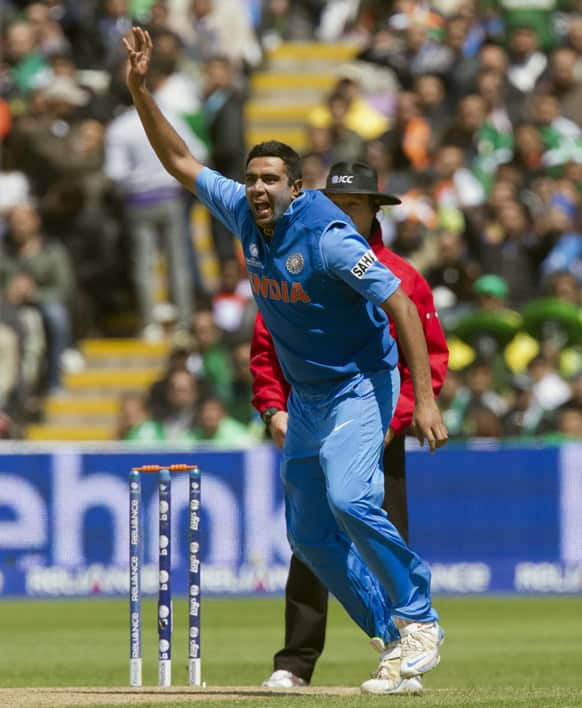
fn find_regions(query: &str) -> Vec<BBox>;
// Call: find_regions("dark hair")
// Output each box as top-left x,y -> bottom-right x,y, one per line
149,54 -> 177,79
199,395 -> 225,410
246,141 -> 302,184
205,53 -> 232,68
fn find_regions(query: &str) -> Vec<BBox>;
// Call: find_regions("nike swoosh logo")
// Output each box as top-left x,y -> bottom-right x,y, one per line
332,420 -> 353,433
406,657 -> 426,668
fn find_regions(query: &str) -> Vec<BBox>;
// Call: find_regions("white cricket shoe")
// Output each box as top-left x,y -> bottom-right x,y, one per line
261,670 -> 307,688
360,637 -> 423,695
397,620 -> 445,677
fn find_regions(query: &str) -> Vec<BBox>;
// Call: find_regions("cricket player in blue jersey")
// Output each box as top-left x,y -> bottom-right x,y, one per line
124,28 -> 448,690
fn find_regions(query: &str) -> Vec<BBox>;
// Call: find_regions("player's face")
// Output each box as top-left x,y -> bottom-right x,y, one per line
328,194 -> 376,237
245,157 -> 302,231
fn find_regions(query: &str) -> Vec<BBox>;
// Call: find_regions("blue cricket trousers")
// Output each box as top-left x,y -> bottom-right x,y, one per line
281,369 -> 438,643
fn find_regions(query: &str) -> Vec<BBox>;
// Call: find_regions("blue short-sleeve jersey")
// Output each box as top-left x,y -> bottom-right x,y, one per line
196,167 -> 401,395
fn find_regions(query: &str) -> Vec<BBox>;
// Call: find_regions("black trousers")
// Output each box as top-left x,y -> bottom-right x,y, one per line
273,434 -> 408,682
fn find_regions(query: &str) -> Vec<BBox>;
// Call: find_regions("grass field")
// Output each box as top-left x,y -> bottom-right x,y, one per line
1,596 -> 581,707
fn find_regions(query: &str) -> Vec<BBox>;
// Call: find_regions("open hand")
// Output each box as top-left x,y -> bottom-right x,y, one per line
122,26 -> 153,93
412,399 -> 448,453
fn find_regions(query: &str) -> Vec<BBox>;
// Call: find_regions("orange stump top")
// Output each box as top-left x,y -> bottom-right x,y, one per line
131,464 -> 199,473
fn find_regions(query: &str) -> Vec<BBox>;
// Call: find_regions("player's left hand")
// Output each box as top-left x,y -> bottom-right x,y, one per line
412,399 -> 448,453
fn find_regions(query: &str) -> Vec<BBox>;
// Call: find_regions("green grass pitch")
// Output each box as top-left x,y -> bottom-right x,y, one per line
0,596 -> 581,707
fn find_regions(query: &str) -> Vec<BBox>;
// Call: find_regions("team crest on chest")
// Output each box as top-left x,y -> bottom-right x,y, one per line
286,252 -> 304,274
250,243 -> 259,258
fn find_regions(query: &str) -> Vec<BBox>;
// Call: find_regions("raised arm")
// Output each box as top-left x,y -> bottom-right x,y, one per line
382,288 -> 448,452
123,27 -> 204,193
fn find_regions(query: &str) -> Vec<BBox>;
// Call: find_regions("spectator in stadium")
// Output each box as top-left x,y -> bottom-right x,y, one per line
503,373 -> 544,438
115,390 -> 165,442
146,29 -> 203,138
438,369 -> 465,437
390,213 -> 440,275
45,49 -> 116,123
251,160 -> 448,694
307,75 -> 389,142
0,141 -> 31,238
24,2 -> 70,59
442,93 -> 486,158
527,355 -> 572,413
360,12 -> 452,89
141,0 -> 172,34
156,368 -> 199,442
0,302 -> 20,411
169,0 -> 262,73
506,25 -> 547,97
9,74 -> 97,198
539,193 -> 582,285
536,46 -> 582,127
379,91 -> 432,175
413,73 -> 450,147
1,273 -> 46,419
0,201 -> 75,393
475,200 -> 539,306
478,40 -> 509,77
455,359 -> 508,437
2,18 -> 51,100
190,307 -> 233,402
476,67 -> 513,139
545,271 -> 582,305
228,339 -> 256,426
299,152 -> 328,189
96,0 -> 133,70
530,93 -> 582,171
148,345 -> 193,420
257,0 -> 319,46
553,403 -> 582,439
431,144 -> 485,208
211,258 -> 252,336
325,92 -> 366,164
104,54 -> 207,341
443,13 -> 481,99
511,122 -> 545,176
191,394 -> 253,446
202,54 -> 246,262
425,227 -> 479,309
364,138 -> 408,197
37,117 -> 130,338
465,403 -> 504,437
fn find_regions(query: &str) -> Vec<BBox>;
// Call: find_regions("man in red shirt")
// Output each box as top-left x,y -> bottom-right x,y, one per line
250,161 -> 449,695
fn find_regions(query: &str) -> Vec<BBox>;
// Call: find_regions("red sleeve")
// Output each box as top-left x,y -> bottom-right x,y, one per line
250,312 -> 290,413
390,276 -> 449,435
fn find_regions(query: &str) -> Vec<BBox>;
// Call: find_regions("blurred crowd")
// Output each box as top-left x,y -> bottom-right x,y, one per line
0,0 -> 581,443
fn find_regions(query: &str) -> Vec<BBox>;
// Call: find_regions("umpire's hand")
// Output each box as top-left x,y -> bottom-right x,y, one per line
269,411 -> 288,449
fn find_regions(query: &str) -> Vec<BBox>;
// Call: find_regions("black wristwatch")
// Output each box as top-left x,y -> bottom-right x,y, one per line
261,407 -> 282,432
